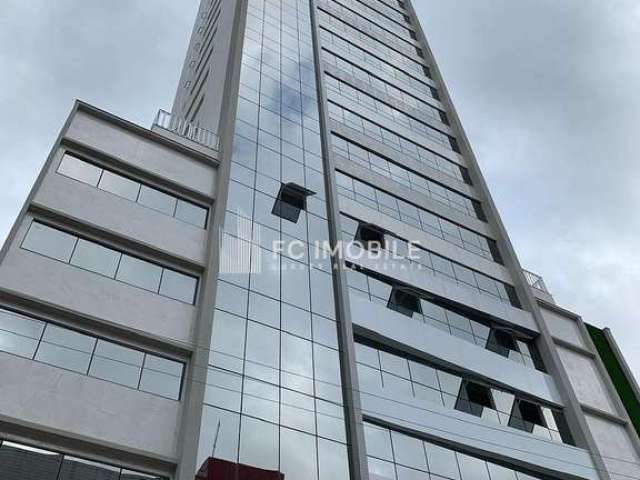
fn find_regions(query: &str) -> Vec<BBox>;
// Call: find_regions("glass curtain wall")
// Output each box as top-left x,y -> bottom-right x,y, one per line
196,1 -> 351,480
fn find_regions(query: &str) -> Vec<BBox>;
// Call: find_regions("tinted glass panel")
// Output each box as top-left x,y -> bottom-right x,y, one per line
0,441 -> 164,480
396,466 -> 428,480
280,428 -> 318,480
175,200 -> 208,228
22,222 -> 77,262
98,170 -> 140,201
35,325 -> 95,373
116,255 -> 162,292
56,155 -> 207,228
70,239 -> 121,277
391,431 -> 427,471
425,443 -> 460,480
457,453 -> 490,480
0,309 -> 44,358
41,325 -> 95,353
317,439 -> 350,480
239,416 -> 279,470
59,456 -> 120,480
58,154 -> 102,186
0,309 -> 183,399
364,423 -> 393,461
0,441 -> 62,480
139,354 -> 183,400
89,340 -> 143,388
120,470 -> 163,480
138,186 -> 177,216
159,269 -> 198,303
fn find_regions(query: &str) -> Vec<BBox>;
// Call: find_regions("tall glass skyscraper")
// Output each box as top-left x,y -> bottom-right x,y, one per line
0,1 -> 638,480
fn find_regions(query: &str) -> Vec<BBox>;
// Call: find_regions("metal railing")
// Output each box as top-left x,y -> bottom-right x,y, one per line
523,269 -> 550,294
153,109 -> 219,151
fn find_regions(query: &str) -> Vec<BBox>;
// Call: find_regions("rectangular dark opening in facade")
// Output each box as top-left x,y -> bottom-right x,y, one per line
387,287 -> 422,317
272,183 -> 314,223
455,380 -> 495,417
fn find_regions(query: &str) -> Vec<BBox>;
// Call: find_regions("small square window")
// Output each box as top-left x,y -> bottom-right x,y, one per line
388,287 -> 422,318
455,380 -> 494,417
486,328 -> 519,358
355,223 -> 386,250
272,183 -> 314,223
509,399 -> 546,433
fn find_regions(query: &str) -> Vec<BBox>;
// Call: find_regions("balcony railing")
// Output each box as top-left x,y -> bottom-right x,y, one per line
523,269 -> 550,294
153,109 -> 219,151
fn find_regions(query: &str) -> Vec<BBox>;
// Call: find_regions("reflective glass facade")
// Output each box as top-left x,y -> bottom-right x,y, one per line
196,0 -> 583,478
363,423 -> 548,480
197,1 -> 350,479
355,342 -> 572,444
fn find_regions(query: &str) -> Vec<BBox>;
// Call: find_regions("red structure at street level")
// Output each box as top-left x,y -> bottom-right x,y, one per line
196,458 -> 285,480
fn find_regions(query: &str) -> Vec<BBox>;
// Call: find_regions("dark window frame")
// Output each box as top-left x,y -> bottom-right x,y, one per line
387,286 -> 422,317
509,398 -> 547,433
455,380 -> 495,417
355,223 -> 386,250
272,183 -> 315,223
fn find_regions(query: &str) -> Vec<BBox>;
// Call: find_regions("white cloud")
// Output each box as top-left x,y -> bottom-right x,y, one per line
417,0 -> 640,378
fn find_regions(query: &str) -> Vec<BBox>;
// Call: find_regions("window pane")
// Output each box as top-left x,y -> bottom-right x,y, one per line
312,315 -> 337,348
0,309 -> 44,358
456,453 -> 490,480
281,333 -> 313,394
58,456 -> 120,480
120,470 -> 162,480
97,170 -> 140,201
139,354 -> 183,400
70,239 -> 120,277
281,303 -> 311,340
364,423 -> 393,461
35,325 -> 95,373
248,291 -> 280,329
210,310 -> 247,373
396,466 -> 428,480
159,269 -> 197,303
116,255 -> 162,292
58,154 -> 102,186
137,186 -> 177,216
88,340 -> 143,388
281,389 -> 316,433
280,428 -> 318,480
205,367 -> 242,411
242,377 -> 279,423
355,343 -> 380,369
409,361 -> 439,390
198,406 -> 240,466
0,441 -> 62,480
368,457 -> 396,480
313,343 -> 342,403
380,351 -> 410,378
239,416 -> 279,470
175,199 -> 208,228
392,431 -> 427,471
245,321 -> 280,384
22,222 -> 77,262
487,463 -> 518,480
316,398 -> 346,443
382,372 -> 413,398
281,258 -> 311,311
425,443 -> 460,480
318,438 -> 350,480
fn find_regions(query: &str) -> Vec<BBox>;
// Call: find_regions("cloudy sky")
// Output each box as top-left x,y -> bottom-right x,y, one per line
0,1 -> 638,378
